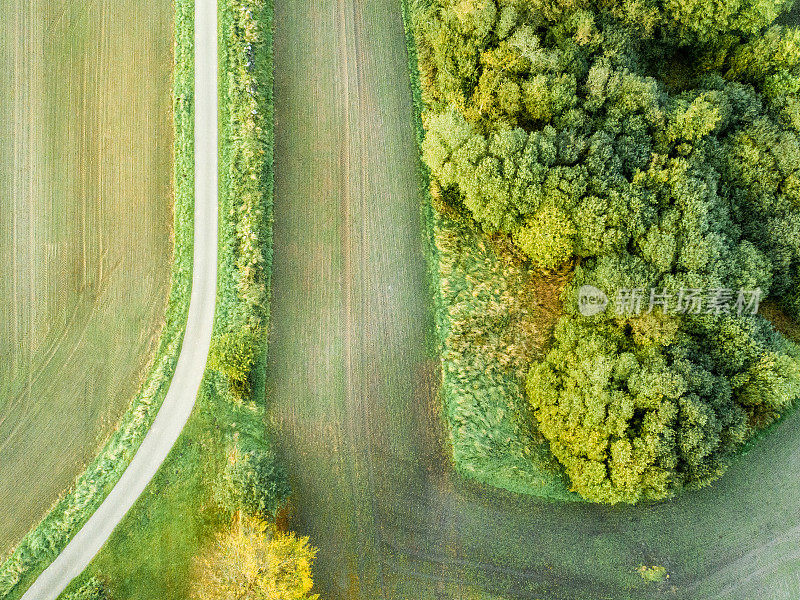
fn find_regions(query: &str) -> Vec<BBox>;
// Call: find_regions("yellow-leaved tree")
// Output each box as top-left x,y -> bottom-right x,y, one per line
193,514 -> 318,600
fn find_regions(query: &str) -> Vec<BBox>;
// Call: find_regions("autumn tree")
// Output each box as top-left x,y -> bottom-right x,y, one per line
193,515 -> 318,600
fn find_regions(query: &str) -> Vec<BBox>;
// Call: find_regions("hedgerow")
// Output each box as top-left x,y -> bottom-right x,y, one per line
0,2 -> 195,596
408,0 -> 800,503
212,0 -> 274,400
62,577 -> 112,600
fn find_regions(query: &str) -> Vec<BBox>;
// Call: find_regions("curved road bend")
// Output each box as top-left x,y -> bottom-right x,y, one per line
20,0 -> 218,597
269,1 -> 800,599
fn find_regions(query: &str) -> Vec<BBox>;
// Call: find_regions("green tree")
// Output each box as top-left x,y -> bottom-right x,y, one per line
418,0 -> 800,503
216,444 -> 291,520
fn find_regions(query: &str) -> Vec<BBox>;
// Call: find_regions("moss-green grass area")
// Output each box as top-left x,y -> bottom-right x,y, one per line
0,0 -> 180,557
60,1 -> 276,597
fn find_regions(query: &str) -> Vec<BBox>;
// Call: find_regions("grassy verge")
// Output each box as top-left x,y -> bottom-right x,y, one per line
0,2 -> 195,597
60,1 -> 278,597
401,0 -> 576,501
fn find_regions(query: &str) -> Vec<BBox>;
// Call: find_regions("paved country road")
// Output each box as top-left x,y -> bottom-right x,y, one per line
19,0 -> 218,597
269,1 -> 800,599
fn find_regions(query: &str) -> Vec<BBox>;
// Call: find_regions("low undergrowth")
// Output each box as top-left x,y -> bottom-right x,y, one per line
435,215 -> 578,498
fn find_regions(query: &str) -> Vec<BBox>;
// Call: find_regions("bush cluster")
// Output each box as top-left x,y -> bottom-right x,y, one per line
62,577 -> 112,600
415,0 -> 800,501
215,443 -> 290,520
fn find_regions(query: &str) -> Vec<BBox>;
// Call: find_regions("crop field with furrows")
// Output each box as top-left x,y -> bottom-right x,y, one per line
267,0 -> 800,598
0,0 -> 173,555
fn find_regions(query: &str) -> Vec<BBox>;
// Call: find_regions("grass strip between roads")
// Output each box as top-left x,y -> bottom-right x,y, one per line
0,2 -> 195,597
62,0 -> 278,597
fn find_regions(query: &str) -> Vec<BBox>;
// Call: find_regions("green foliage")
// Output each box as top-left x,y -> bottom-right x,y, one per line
526,312 -> 800,503
218,0 -> 273,333
62,578 -> 112,600
637,565 -> 668,583
513,206 -> 576,270
216,445 -> 290,520
208,328 -> 260,396
215,0 -> 274,405
413,0 -> 800,503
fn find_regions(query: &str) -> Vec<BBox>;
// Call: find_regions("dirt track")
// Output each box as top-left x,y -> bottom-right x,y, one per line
269,1 -> 800,598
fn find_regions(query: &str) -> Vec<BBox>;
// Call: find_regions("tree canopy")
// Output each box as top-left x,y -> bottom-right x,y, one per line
192,515 -> 318,600
418,0 -> 800,501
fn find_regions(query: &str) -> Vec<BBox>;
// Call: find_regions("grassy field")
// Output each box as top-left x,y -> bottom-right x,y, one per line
265,1 -> 800,598
0,0 -> 176,556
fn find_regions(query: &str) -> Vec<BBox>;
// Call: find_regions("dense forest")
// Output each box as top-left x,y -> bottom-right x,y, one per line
416,0 -> 800,502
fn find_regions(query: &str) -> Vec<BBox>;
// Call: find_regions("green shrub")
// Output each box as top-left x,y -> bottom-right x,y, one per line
637,565 -> 668,583
208,328 -> 261,396
62,577 -> 112,600
215,445 -> 290,520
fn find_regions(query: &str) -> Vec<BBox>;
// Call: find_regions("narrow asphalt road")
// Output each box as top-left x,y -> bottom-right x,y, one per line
20,0 -> 218,597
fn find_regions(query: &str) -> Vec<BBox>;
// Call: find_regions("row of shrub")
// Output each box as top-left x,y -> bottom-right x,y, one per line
0,2 -> 196,597
211,0 -> 275,401
202,0 -> 318,597
409,0 -> 800,503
